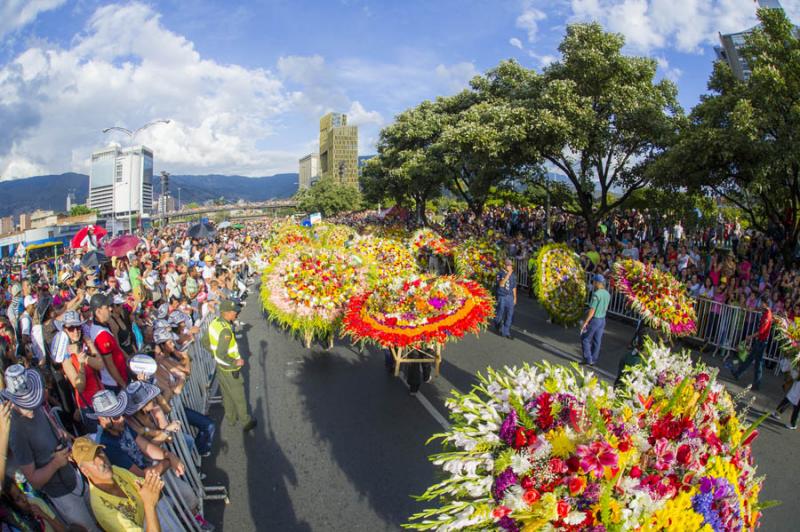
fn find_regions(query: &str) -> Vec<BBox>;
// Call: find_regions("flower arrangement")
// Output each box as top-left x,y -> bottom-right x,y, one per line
362,223 -> 410,242
260,248 -> 366,346
612,259 -> 697,336
352,236 -> 419,285
314,223 -> 356,248
410,228 -> 453,257
407,340 -> 769,531
534,244 -> 587,327
263,224 -> 312,263
454,239 -> 505,289
343,275 -> 493,348
775,316 -> 800,367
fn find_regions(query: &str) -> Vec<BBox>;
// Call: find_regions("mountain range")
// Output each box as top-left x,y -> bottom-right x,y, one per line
0,172 -> 299,217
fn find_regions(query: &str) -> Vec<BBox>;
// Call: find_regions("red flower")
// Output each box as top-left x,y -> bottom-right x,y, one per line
513,427 -> 528,449
550,458 -> 568,474
630,466 -> 642,479
676,444 -> 693,466
568,476 -> 586,495
523,488 -> 541,505
492,506 -> 512,519
557,500 -> 570,519
520,476 -> 534,490
742,429 -> 759,447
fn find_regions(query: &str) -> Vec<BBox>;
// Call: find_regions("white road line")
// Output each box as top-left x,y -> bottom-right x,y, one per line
394,376 -> 451,430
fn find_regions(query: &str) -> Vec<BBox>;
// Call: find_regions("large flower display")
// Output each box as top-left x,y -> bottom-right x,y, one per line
261,248 -> 366,346
410,228 -> 453,257
314,223 -> 356,248
612,259 -> 697,336
454,239 -> 505,289
263,224 -> 312,263
535,244 -> 587,326
776,316 -> 800,367
407,341 -> 768,531
352,236 -> 419,285
343,275 -> 493,348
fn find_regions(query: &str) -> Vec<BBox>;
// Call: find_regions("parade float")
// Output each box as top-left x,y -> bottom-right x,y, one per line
352,236 -> 419,286
343,275 -> 493,377
262,224 -> 312,264
260,248 -> 366,348
776,316 -> 800,367
454,239 -> 505,290
612,259 -> 697,337
406,340 -> 769,531
314,222 -> 357,248
534,243 -> 587,327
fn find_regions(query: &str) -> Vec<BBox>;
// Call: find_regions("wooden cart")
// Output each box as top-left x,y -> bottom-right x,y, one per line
388,343 -> 442,377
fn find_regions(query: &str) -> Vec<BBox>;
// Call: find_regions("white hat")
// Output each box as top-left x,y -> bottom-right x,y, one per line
23,295 -> 37,308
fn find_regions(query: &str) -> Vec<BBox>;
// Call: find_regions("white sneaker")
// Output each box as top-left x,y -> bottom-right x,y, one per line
785,422 -> 797,430
770,411 -> 780,421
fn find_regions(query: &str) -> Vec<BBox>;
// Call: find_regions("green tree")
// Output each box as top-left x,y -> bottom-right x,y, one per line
295,177 -> 363,217
654,8 -> 800,263
69,205 -> 96,216
477,25 -> 682,233
360,100 -> 449,224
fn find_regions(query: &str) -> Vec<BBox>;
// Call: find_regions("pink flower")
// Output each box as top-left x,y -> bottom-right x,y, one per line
653,438 -> 675,471
576,441 -> 618,477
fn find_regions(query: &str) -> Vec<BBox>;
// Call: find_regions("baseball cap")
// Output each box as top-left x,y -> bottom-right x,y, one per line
592,274 -> 605,284
23,295 -> 38,308
71,436 -> 105,465
219,300 -> 241,313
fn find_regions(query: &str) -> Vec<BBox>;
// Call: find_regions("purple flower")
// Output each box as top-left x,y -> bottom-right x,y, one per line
499,410 -> 518,446
497,516 -> 520,532
428,297 -> 446,310
492,467 -> 518,501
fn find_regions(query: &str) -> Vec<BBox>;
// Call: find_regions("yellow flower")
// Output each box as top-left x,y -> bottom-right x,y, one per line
546,427 -> 576,458
641,491 -> 711,532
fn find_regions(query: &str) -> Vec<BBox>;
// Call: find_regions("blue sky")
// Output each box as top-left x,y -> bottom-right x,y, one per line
0,0 -> 797,179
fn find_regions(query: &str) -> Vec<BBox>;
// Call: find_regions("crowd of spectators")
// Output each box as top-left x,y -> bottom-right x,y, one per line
0,222 -> 267,531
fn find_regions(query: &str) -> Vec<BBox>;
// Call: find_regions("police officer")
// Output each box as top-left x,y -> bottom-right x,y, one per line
208,300 -> 256,432
494,259 -> 517,339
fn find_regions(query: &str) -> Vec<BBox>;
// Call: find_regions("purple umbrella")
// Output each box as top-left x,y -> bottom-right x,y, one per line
104,235 -> 142,258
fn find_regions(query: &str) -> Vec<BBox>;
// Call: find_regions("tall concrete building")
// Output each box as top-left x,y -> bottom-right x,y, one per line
715,0 -> 786,81
319,112 -> 358,187
18,214 -> 31,231
89,145 -> 154,223
0,216 -> 14,235
298,153 -> 320,190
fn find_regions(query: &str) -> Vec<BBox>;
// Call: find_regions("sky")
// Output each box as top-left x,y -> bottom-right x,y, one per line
0,0 -> 797,180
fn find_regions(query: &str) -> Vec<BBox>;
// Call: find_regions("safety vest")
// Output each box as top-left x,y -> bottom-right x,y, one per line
208,317 -> 240,370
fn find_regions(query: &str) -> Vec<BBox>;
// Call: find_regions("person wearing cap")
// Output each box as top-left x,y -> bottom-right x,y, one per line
17,295 -> 38,365
580,274 -> 611,367
207,300 -> 255,432
70,436 -> 163,532
493,258 -> 517,340
4,365 -> 99,530
87,293 -> 130,392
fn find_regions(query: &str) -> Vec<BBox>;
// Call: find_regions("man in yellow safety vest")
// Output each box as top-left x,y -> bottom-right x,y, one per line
207,300 -> 256,432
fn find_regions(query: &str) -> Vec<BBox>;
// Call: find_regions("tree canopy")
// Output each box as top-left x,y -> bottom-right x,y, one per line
296,177 -> 363,217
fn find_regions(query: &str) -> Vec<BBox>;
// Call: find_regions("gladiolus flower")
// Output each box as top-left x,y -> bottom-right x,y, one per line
493,506 -> 512,519
576,441 -> 618,477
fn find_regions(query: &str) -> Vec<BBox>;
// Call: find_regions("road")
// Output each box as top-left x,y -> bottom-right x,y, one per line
203,287 -> 794,531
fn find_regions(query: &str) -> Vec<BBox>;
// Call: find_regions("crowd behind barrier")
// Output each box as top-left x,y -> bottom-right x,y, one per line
513,257 -> 785,371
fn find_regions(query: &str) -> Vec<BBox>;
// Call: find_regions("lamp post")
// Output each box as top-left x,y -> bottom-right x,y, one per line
102,119 -> 171,233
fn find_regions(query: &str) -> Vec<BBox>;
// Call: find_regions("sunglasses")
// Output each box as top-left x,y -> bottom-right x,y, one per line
65,325 -> 81,332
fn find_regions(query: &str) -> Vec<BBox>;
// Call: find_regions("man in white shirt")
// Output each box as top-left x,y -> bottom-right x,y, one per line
673,221 -> 684,243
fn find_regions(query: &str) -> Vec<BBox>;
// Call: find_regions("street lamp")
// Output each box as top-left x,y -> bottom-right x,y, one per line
102,119 -> 171,233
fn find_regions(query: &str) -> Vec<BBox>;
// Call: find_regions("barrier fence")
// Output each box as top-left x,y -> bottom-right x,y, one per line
514,257 -> 786,370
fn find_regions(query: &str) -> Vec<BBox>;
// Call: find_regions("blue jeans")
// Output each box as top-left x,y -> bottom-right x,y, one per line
734,338 -> 766,389
184,407 -> 215,455
581,317 -> 606,364
494,296 -> 515,336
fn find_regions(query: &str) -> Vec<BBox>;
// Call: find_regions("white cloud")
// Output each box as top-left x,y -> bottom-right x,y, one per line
655,56 -> 682,81
0,0 -> 65,40
567,0 -> 773,53
435,62 -> 480,92
347,101 -> 383,127
509,37 -> 524,49
517,1 -> 548,42
0,2 -> 298,179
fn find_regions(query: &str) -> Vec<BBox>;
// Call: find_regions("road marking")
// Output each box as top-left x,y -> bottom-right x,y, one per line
394,376 -> 451,430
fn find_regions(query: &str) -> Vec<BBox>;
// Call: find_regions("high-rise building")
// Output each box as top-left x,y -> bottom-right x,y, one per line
715,0 -> 786,81
319,112 -> 358,187
18,213 -> 31,231
89,145 -> 154,222
298,153 -> 320,190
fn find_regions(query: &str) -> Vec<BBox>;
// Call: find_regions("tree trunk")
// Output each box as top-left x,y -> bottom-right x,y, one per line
415,197 -> 427,226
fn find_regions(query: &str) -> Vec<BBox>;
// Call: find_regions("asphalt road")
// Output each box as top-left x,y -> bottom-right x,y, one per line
203,288 -> 796,531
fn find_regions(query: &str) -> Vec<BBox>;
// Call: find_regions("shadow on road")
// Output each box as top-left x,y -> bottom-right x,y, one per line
294,348 -> 439,527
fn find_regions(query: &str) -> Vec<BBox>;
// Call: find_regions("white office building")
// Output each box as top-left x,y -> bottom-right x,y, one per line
298,153 -> 319,190
89,145 -> 154,223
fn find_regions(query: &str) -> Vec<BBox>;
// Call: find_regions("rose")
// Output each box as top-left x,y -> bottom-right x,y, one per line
556,500 -> 570,519
568,476 -> 586,496
523,488 -> 541,505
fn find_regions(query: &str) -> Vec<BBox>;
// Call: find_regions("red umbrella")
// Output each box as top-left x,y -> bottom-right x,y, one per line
104,235 -> 142,258
70,225 -> 108,249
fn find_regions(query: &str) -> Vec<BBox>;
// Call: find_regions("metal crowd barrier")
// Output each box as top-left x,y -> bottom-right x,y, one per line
158,311 -> 228,531
514,257 -> 787,373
